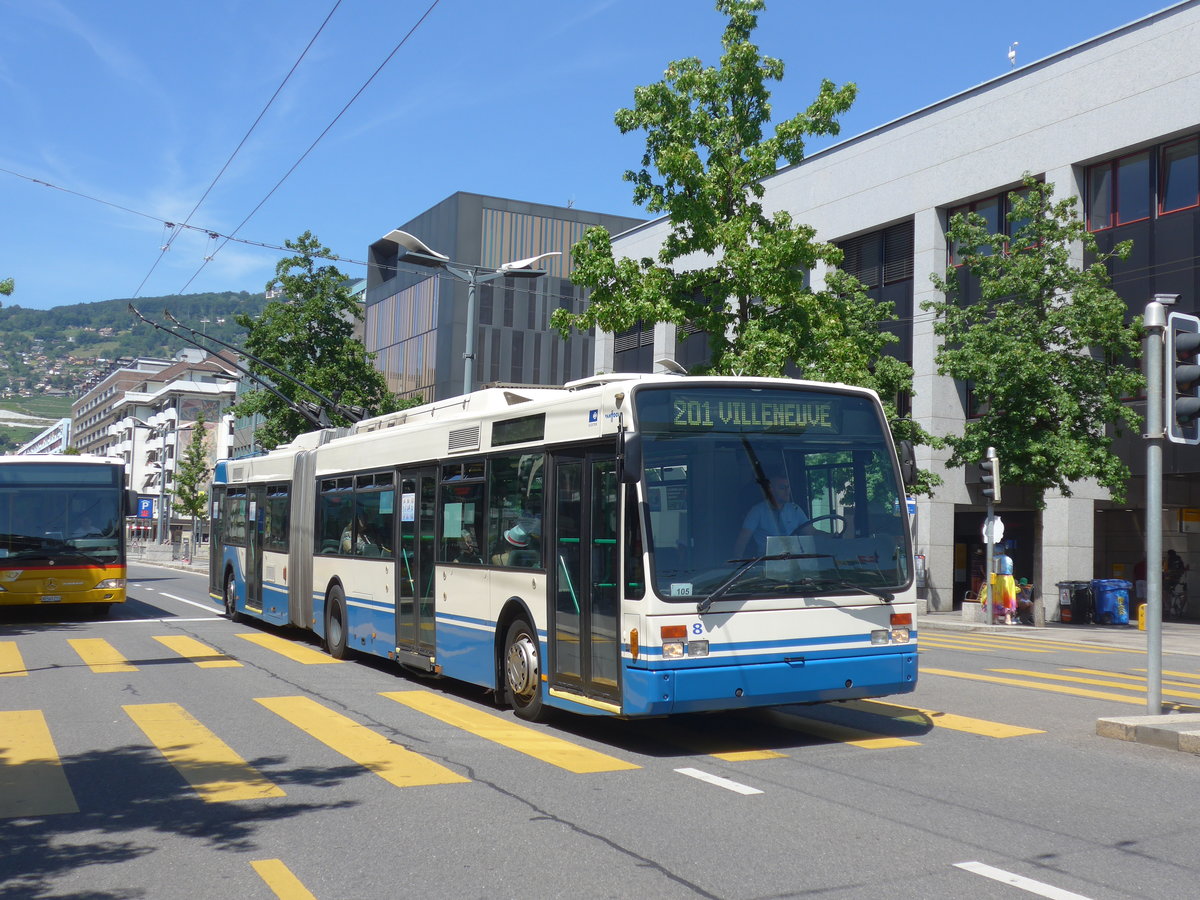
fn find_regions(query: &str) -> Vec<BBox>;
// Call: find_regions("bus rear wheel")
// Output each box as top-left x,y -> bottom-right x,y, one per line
503,619 -> 545,722
326,587 -> 350,659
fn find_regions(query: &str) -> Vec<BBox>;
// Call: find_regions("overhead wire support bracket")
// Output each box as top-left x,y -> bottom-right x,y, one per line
160,309 -> 367,424
128,304 -> 328,429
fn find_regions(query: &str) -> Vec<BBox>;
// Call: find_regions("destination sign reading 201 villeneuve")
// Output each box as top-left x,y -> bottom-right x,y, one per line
671,393 -> 839,433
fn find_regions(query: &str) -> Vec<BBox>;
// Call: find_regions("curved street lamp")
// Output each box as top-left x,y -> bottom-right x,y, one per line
383,229 -> 560,394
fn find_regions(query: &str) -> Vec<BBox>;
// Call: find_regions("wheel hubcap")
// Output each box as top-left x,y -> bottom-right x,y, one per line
506,633 -> 538,699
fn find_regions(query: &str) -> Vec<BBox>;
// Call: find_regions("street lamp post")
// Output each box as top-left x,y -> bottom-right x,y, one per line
383,230 -> 560,395
125,416 -> 162,542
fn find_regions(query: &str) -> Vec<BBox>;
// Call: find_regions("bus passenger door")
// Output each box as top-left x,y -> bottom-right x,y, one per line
396,468 -> 437,663
550,453 -> 620,705
245,485 -> 264,614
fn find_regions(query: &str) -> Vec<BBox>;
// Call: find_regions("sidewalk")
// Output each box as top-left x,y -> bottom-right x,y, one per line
128,543 -> 209,575
918,607 -> 1200,656
918,607 -> 1200,755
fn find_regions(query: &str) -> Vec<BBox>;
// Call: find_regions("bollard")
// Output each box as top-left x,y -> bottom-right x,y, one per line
1137,602 -> 1146,631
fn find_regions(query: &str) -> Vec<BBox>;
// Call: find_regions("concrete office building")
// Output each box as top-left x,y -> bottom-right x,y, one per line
364,192 -> 643,402
601,2 -> 1200,618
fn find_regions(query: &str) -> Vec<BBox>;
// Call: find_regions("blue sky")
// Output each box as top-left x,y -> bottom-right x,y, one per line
0,0 -> 1177,310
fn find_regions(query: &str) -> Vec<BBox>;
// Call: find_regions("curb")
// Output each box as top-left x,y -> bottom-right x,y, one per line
1096,714 -> 1200,755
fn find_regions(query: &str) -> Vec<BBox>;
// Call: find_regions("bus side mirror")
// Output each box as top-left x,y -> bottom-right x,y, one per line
898,440 -> 917,487
125,489 -> 139,517
620,432 -> 641,484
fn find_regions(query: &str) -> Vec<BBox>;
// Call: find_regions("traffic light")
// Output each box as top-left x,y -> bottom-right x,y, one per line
1166,311 -> 1200,445
979,449 -> 1001,503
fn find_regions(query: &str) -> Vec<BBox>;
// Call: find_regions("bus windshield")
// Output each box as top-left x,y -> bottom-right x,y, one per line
633,385 -> 911,603
0,466 -> 123,566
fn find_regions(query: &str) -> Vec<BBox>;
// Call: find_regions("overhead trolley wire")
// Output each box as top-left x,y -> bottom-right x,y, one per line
131,0 -> 348,299
174,0 -> 444,296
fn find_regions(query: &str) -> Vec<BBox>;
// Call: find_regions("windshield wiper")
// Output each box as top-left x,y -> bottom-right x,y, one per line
794,578 -> 895,604
697,552 -> 826,614
697,562 -> 895,613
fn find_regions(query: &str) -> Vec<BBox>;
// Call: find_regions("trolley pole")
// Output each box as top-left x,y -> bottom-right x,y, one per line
1144,296 -> 1170,713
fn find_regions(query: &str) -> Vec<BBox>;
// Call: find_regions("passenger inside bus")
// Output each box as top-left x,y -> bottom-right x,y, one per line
492,523 -> 539,567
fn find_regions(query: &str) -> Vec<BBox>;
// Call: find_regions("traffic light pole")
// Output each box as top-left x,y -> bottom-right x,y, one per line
983,498 -> 995,620
1144,296 -> 1170,713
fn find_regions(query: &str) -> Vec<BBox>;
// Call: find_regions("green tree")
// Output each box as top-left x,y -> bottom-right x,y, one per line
232,231 -> 410,449
552,0 -> 939,492
925,176 -> 1144,507
173,416 -> 211,545
0,277 -> 12,300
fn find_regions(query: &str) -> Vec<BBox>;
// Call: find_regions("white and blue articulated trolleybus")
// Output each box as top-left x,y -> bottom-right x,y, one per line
209,374 -> 917,720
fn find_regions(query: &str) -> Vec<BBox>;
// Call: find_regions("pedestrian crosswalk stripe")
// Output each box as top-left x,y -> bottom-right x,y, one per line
153,635 -> 242,668
69,638 -> 137,673
0,641 -> 26,676
382,691 -> 640,773
124,702 -> 286,802
842,699 -> 1043,738
251,859 -> 318,900
235,632 -> 343,664
1134,667 -> 1200,682
919,637 -> 1055,654
0,710 -> 79,818
769,712 -> 920,749
923,632 -> 1125,654
922,666 -> 1154,704
256,696 -> 469,788
993,667 -> 1200,702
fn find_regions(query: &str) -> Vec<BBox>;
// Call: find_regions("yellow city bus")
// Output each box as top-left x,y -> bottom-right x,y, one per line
0,455 -> 135,616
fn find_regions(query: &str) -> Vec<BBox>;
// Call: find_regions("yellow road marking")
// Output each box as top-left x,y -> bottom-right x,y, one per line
256,696 -> 469,788
0,710 -> 79,817
774,714 -> 919,749
69,638 -> 137,673
708,748 -> 788,761
924,633 -> 1130,654
0,641 -> 26,676
919,638 -> 1054,654
235,632 -> 343,664
921,666 -> 1164,705
153,635 -> 241,668
382,691 -> 640,773
842,699 -> 1043,737
992,668 -> 1200,701
1134,667 -> 1200,682
251,859 -> 318,900
124,702 -> 285,802
1065,667 -> 1200,689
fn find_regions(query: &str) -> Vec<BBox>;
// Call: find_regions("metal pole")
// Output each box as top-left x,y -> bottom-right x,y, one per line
984,499 -> 995,623
158,426 -> 169,543
463,275 -> 477,394
1144,299 -> 1167,713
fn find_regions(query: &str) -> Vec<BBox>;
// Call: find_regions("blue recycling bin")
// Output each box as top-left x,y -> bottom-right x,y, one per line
1091,579 -> 1131,625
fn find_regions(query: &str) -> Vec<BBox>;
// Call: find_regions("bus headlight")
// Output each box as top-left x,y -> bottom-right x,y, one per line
890,628 -> 911,643
94,578 -> 126,590
687,640 -> 709,657
662,640 -> 686,659
871,628 -> 911,645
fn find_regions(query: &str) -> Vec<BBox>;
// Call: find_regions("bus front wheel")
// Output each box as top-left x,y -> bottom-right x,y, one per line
224,571 -> 243,623
326,587 -> 349,659
503,619 -> 545,722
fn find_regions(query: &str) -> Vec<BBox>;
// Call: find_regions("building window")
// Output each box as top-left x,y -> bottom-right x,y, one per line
841,221 -> 913,284
1161,137 -> 1200,214
1087,150 -> 1152,230
947,189 -> 1032,265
